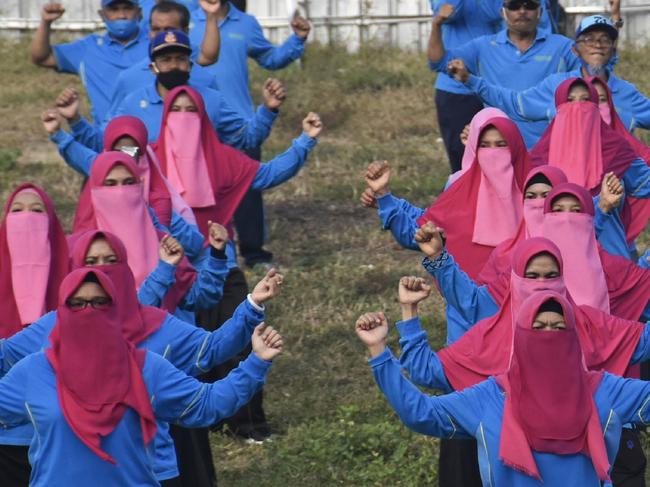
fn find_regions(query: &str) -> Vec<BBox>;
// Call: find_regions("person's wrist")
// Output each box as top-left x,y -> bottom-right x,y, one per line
374,186 -> 389,197
251,294 -> 264,307
432,17 -> 444,27
66,113 -> 81,124
367,342 -> 386,358
400,303 -> 418,321
598,198 -> 613,213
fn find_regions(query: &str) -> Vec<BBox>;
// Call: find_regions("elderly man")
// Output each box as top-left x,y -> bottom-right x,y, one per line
448,15 -> 650,141
428,0 -> 580,148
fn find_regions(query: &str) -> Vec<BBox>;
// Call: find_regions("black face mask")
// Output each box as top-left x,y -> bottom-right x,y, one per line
157,69 -> 190,90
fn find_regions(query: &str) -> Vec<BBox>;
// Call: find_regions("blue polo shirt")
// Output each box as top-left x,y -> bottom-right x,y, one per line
107,56 -> 219,117
466,69 -> 650,138
53,29 -> 149,125
188,4 -> 305,117
430,0 -> 502,96
430,28 -> 579,146
109,82 -> 277,148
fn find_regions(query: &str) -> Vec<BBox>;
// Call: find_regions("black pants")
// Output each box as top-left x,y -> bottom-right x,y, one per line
234,147 -> 273,267
438,438 -> 483,487
197,269 -> 268,436
611,428 -> 647,487
168,424 -> 215,487
434,89 -> 485,174
0,445 -> 30,487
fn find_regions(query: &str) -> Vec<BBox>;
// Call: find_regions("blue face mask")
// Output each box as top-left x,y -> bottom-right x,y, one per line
104,18 -> 140,40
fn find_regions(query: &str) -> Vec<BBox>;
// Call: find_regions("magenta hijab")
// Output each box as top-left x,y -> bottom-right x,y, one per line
542,183 -> 610,312
495,291 -> 609,482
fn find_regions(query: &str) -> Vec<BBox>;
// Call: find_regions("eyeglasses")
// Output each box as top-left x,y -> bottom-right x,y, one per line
576,35 -> 614,47
504,1 -> 539,10
66,297 -> 113,310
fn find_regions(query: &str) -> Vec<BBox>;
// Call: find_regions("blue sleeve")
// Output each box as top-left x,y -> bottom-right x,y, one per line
250,133 -> 317,190
466,74 -> 555,122
0,357 -> 30,427
149,351 -> 270,427
428,38 -> 482,75
168,212 -> 205,262
49,130 -> 96,176
601,373 -> 650,425
593,196 -> 631,259
370,348 -> 484,439
622,84 -> 650,130
70,116 -> 104,152
375,193 -> 423,251
247,19 -> 305,69
52,37 -> 87,74
177,251 -> 229,312
431,0 -> 465,23
138,260 -> 177,307
623,159 -> 650,199
422,252 -> 499,326
0,314 -> 54,376
212,94 -> 277,151
396,317 -> 453,392
631,323 -> 650,364
165,298 -> 264,376
638,250 -> 650,270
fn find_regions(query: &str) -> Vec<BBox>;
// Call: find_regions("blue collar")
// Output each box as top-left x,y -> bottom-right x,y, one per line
495,28 -> 547,46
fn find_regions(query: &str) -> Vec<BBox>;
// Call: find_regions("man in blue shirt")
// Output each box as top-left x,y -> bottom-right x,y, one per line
428,0 -> 503,174
429,0 -> 580,148
108,0 -> 222,115
447,15 -> 650,143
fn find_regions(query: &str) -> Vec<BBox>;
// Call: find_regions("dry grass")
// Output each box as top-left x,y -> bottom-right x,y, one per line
2,36 -> 650,485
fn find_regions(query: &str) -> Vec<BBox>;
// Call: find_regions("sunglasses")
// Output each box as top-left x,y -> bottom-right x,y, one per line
504,1 -> 539,10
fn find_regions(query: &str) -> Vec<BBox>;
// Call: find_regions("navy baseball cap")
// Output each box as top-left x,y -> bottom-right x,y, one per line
149,30 -> 192,60
575,15 -> 618,40
101,0 -> 137,6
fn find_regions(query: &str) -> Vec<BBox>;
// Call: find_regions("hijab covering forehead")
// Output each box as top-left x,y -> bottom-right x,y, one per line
46,268 -> 156,464
152,86 -> 260,238
544,182 -> 594,215
69,230 -> 166,343
417,117 -> 531,279
585,76 -> 650,243
531,77 -> 638,194
103,115 -> 148,153
0,183 -> 69,338
495,291 -> 609,482
478,167 -> 569,288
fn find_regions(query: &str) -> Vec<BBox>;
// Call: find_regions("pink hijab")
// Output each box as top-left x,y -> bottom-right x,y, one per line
542,183 -> 610,312
152,86 -> 260,239
438,237 -> 643,392
448,107 -> 509,186
543,183 -> 650,322
495,291 -> 609,482
73,152 -> 161,288
46,268 -> 157,464
478,166 -> 568,287
0,184 -> 69,337
417,117 -> 531,279
531,78 -> 638,195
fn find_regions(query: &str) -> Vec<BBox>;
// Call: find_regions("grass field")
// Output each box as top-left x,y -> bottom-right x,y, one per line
1,36 -> 650,485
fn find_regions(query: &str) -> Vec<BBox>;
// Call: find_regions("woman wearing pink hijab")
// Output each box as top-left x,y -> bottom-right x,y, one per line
531,78 -> 650,199
357,289 -> 650,486
0,183 -> 69,486
364,110 -> 531,281
0,267 -> 282,486
72,151 -> 228,318
0,183 -> 69,338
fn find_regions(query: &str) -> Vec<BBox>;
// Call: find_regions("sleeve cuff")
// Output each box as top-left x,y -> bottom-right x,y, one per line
69,116 -> 91,135
210,246 -> 227,260
49,129 -> 73,146
422,250 -> 451,273
396,316 -> 424,338
295,132 -> 318,150
368,347 -> 394,367
257,104 -> 279,122
157,260 -> 178,279
466,74 -> 480,89
290,33 -> 307,45
247,294 -> 265,313
243,352 -> 273,376
376,192 -> 395,209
